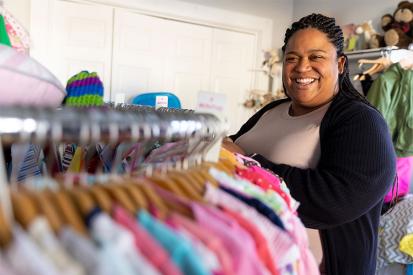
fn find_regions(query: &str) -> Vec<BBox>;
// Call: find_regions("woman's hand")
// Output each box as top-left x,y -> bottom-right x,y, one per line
222,137 -> 246,155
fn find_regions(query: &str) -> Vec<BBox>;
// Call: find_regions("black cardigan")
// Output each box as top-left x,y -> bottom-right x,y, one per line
230,92 -> 396,275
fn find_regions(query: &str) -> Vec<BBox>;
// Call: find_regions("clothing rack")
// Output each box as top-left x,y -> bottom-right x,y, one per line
105,102 -> 195,114
0,106 -> 225,225
0,108 -> 317,275
344,47 -> 413,94
345,46 -> 413,64
0,106 -> 221,145
345,46 -> 398,60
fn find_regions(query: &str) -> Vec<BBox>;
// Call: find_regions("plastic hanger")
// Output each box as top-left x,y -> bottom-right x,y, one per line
69,188 -> 96,217
149,184 -> 194,219
167,170 -> 203,201
149,172 -> 187,197
88,185 -> 113,213
0,206 -> 12,248
202,160 -> 232,175
185,169 -> 205,193
363,63 -> 385,76
190,165 -> 219,189
52,189 -> 88,235
130,178 -> 169,216
358,57 -> 391,76
30,189 -> 63,233
101,182 -> 135,215
172,159 -> 205,193
121,182 -> 149,211
11,190 -> 38,229
353,73 -> 362,81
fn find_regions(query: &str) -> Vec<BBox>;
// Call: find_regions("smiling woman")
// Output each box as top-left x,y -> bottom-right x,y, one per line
283,28 -> 345,116
223,13 -> 397,275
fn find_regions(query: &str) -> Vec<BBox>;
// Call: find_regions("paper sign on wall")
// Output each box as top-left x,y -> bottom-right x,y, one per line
196,91 -> 228,163
196,91 -> 227,118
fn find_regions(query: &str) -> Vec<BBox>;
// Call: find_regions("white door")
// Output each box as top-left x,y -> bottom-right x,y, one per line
112,9 -> 212,108
47,1 -> 114,100
210,29 -> 256,134
112,10 -> 165,101
112,10 -> 256,132
162,19 -> 212,110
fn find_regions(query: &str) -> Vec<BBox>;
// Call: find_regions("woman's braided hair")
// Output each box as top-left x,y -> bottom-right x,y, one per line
282,13 -> 372,106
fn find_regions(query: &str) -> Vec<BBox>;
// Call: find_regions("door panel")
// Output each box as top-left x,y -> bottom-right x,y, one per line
211,29 -> 256,133
112,10 -> 212,105
48,1 -> 113,100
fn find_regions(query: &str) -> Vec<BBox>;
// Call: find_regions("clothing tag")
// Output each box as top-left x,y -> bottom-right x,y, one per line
155,96 -> 168,108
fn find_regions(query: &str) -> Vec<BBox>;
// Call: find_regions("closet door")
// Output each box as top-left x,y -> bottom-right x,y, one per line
111,9 -> 212,108
47,1 -> 114,100
162,19 -> 213,110
112,10 -> 256,132
210,29 -> 256,133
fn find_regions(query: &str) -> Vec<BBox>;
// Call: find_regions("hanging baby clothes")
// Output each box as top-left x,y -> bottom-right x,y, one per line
366,63 -> 413,203
13,144 -> 42,182
384,157 -> 413,203
367,63 -> 413,157
0,14 -> 11,46
1,7 -> 30,53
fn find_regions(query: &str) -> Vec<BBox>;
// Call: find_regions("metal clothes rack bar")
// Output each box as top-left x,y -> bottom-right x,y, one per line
344,46 -> 413,94
0,106 -> 225,224
105,102 -> 195,114
0,106 -> 220,144
345,46 -> 398,60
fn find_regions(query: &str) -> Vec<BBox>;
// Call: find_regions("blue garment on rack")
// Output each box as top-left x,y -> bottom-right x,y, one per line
407,264 -> 413,275
137,210 -> 210,275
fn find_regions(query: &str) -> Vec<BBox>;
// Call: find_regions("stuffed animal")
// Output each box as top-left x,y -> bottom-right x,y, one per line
369,34 -> 386,48
385,28 -> 413,48
393,1 -> 413,37
355,21 -> 378,49
382,14 -> 395,32
383,1 -> 413,48
369,14 -> 394,48
342,23 -> 357,51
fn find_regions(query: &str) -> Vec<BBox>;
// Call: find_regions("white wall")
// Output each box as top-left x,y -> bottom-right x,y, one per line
178,0 -> 293,48
6,0 -> 402,48
293,0 -> 401,34
5,0 -> 292,49
4,0 -> 30,31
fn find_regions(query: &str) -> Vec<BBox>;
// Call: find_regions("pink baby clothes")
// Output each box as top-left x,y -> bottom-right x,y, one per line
384,156 -> 413,203
222,207 -> 279,275
204,183 -> 299,274
192,203 -> 270,275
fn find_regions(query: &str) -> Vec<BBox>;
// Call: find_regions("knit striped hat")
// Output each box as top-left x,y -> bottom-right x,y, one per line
64,71 -> 104,106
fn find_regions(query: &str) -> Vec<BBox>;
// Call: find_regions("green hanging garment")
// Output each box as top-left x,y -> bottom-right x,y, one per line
0,14 -> 11,46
